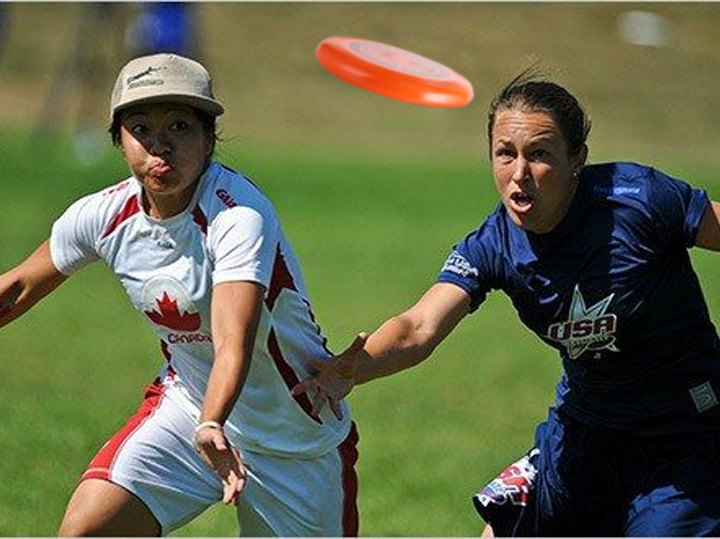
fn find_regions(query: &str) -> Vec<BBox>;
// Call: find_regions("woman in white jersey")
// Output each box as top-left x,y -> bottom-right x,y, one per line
0,53 -> 359,536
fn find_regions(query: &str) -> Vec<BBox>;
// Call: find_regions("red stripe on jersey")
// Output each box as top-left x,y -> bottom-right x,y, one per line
101,194 -> 141,239
340,422 -> 360,537
192,205 -> 208,235
80,378 -> 166,482
265,246 -> 298,311
267,328 -> 322,424
160,340 -> 172,361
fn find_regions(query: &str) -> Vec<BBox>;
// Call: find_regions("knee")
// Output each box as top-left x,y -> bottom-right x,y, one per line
57,510 -> 101,537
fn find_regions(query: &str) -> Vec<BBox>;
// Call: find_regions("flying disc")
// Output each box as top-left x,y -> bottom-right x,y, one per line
316,37 -> 474,107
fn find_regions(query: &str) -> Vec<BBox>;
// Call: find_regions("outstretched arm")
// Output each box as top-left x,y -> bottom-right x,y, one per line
355,282 -> 472,383
0,240 -> 68,329
294,282 -> 472,418
192,280 -> 264,505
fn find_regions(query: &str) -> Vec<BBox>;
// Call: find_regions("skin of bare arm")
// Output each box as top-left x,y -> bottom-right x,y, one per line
192,280 -> 265,504
0,240 -> 68,329
293,282 -> 471,418
695,201 -> 720,252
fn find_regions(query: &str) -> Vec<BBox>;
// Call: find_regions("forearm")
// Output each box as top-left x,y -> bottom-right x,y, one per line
0,242 -> 67,329
201,340 -> 252,424
352,284 -> 471,385
354,314 -> 438,384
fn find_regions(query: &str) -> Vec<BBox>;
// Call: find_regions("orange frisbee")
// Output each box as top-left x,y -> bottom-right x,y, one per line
316,36 -> 474,107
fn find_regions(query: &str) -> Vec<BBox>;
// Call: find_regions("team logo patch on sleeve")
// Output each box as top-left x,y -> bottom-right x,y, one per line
547,285 -> 620,359
442,251 -> 479,278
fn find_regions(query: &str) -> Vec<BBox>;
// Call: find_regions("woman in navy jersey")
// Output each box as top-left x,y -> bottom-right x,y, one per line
295,71 -> 720,536
0,53 -> 358,536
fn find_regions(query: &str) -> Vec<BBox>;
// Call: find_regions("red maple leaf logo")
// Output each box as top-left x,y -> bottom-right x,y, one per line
144,292 -> 201,331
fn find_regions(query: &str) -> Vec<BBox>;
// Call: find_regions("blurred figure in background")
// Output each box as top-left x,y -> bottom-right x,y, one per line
125,3 -> 200,59
37,3 -> 203,166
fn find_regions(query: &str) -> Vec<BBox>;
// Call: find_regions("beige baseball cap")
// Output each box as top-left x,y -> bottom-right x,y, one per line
110,53 -> 224,120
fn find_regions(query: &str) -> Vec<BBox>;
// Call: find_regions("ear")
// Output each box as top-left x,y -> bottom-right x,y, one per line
572,144 -> 588,174
204,132 -> 215,159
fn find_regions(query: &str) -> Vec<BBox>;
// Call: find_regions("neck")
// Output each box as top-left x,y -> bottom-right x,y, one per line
143,179 -> 200,220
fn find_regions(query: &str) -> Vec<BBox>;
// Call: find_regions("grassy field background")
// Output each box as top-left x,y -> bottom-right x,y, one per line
3,2 -> 720,536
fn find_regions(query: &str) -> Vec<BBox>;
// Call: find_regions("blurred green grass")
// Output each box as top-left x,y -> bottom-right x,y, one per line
3,134 -> 720,535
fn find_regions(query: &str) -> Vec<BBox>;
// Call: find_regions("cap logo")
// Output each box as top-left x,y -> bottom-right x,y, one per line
126,66 -> 164,90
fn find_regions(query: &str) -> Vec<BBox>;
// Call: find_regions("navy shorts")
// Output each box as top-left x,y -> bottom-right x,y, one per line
473,408 -> 720,536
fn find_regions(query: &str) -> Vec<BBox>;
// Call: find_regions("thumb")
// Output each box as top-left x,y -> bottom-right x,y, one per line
213,431 -> 228,452
346,332 -> 368,355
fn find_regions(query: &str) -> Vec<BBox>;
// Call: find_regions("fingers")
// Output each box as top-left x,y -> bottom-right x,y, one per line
346,332 -> 369,355
221,447 -> 247,505
291,376 -> 317,397
329,397 -> 344,421
311,388 -> 328,417
195,430 -> 248,504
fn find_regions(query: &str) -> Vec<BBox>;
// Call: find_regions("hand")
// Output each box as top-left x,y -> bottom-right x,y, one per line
292,332 -> 368,420
193,424 -> 247,505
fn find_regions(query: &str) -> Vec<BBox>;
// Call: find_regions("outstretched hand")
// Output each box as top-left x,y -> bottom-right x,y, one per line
292,332 -> 368,420
194,426 -> 247,505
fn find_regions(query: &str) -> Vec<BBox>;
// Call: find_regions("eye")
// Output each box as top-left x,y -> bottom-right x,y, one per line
170,120 -> 190,132
130,123 -> 149,136
530,147 -> 550,161
494,147 -> 515,162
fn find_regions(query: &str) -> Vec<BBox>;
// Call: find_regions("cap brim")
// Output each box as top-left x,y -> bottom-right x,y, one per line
112,93 -> 224,119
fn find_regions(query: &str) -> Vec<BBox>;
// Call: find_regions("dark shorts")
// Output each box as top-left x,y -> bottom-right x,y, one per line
473,408 -> 720,536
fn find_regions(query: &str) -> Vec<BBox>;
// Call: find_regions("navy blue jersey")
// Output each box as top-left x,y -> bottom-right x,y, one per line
438,162 -> 720,435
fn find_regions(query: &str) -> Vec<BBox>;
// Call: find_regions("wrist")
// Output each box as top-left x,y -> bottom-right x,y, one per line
195,420 -> 223,434
192,420 -> 224,451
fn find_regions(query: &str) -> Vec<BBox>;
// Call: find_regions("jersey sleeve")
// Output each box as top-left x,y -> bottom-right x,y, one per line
49,195 -> 101,275
209,204 -> 280,289
436,227 -> 497,313
647,168 -> 709,248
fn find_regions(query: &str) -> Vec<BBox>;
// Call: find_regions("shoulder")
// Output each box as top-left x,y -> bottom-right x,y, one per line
464,204 -> 512,250
583,161 -> 691,202
451,204 -> 512,267
197,162 -> 277,223
57,177 -> 142,236
582,161 -> 708,245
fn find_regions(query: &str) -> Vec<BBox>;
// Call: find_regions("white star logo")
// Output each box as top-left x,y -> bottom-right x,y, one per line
547,285 -> 620,359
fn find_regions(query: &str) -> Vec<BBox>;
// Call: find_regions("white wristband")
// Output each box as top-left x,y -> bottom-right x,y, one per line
192,421 -> 224,452
194,420 -> 223,434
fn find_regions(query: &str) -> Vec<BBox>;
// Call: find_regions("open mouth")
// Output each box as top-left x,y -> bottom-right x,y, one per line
510,191 -> 534,211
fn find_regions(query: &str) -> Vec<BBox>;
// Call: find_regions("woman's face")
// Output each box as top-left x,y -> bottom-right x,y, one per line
119,103 -> 213,217
491,107 -> 586,234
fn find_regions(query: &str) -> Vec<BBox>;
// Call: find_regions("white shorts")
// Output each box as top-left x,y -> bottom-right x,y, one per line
80,376 -> 360,536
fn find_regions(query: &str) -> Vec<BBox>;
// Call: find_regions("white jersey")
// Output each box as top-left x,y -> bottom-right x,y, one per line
50,161 -> 351,458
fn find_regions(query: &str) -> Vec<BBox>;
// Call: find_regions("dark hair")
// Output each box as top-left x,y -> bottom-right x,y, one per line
108,108 -> 218,153
487,69 -> 591,157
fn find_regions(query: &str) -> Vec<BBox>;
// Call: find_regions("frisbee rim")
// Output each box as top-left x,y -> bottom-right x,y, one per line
316,36 -> 474,107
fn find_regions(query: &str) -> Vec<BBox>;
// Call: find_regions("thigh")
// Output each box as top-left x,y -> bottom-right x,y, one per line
78,378 -> 223,534
473,448 -> 539,537
626,432 -> 720,537
514,410 -> 626,537
239,422 -> 360,537
58,479 -> 160,536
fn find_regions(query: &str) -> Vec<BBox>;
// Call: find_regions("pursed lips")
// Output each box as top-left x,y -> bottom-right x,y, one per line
149,161 -> 173,176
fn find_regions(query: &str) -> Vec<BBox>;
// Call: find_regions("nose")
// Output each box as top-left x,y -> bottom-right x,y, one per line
511,156 -> 530,185
148,130 -> 171,156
